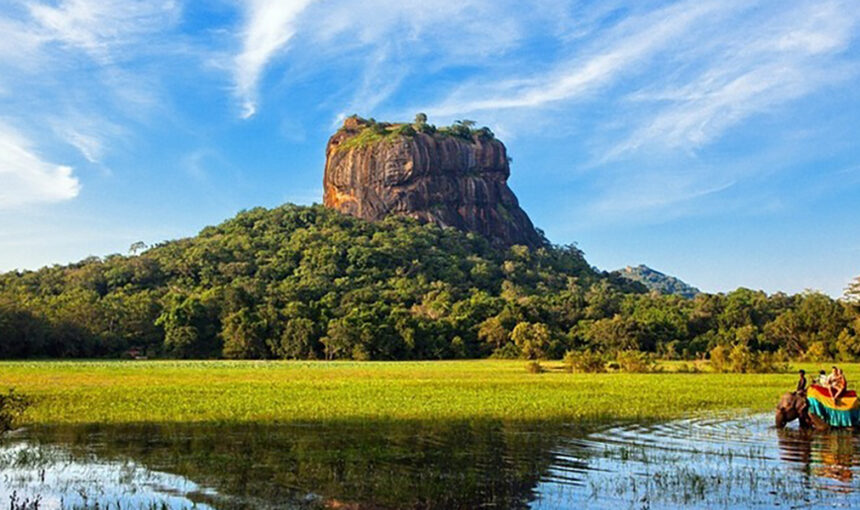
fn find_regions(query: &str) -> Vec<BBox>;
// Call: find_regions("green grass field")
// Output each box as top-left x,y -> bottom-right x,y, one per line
0,360 -> 853,426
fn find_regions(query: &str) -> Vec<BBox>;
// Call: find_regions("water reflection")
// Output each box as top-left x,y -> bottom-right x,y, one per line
532,414 -> 860,509
778,427 -> 858,486
0,415 -> 858,509
2,421 -> 560,509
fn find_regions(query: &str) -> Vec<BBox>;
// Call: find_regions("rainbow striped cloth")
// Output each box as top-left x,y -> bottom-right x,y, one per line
807,384 -> 860,428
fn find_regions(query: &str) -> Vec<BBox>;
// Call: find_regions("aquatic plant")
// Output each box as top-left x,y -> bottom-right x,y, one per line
8,492 -> 40,510
0,390 -> 30,432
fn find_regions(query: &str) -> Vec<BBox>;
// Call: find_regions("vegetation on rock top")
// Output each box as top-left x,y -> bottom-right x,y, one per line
335,114 -> 495,151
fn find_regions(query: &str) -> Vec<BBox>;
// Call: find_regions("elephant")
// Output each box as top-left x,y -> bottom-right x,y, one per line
775,391 -> 830,430
776,391 -> 813,429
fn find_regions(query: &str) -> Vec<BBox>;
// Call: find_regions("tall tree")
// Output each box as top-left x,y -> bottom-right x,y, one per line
845,275 -> 860,303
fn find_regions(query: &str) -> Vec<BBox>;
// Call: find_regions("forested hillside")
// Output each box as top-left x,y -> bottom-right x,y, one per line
0,204 -> 858,361
616,265 -> 700,299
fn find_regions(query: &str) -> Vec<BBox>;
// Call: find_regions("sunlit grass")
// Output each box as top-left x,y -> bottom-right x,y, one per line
0,360 -> 853,426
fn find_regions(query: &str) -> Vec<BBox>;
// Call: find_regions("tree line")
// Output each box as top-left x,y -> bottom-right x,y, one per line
1,204 -> 858,361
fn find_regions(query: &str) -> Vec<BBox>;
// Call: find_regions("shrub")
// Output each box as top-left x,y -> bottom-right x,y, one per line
491,342 -> 521,359
709,344 -> 730,372
416,122 -> 436,134
676,362 -> 700,374
394,124 -> 416,136
615,350 -> 660,373
754,351 -> 790,373
563,349 -> 606,373
835,329 -> 859,361
525,360 -> 544,374
710,343 -> 788,373
804,340 -> 830,362
729,343 -> 755,373
0,390 -> 30,432
352,344 -> 371,361
511,322 -> 551,360
474,126 -> 495,140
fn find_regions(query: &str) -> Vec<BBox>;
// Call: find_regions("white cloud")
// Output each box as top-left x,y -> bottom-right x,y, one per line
58,127 -> 104,163
49,114 -> 126,165
412,0 -> 858,161
229,0 -> 533,119
233,0 -> 316,118
429,0 -> 724,116
0,122 -> 80,209
0,0 -> 187,181
607,0 -> 859,158
27,0 -> 180,61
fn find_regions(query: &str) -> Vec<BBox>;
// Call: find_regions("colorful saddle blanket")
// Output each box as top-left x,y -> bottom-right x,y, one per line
807,385 -> 860,427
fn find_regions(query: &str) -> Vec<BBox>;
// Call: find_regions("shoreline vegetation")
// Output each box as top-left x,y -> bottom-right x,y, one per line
2,360 -> 855,427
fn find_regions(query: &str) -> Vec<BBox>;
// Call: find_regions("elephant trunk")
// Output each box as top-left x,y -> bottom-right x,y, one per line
775,409 -> 788,429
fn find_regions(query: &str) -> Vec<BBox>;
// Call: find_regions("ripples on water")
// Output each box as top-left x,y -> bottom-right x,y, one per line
0,414 -> 857,509
534,414 -> 860,509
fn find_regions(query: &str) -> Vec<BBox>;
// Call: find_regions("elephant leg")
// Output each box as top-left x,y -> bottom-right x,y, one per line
809,413 -> 830,431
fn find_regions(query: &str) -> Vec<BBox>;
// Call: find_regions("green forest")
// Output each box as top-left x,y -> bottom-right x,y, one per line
1,204 -> 858,361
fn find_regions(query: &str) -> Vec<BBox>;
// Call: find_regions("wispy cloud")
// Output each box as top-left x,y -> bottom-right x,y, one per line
0,121 -> 80,209
0,0 -> 189,207
229,0 -> 533,120
428,0 -> 724,116
233,0 -> 315,119
607,0 -> 859,158
417,0 -> 858,161
27,0 -> 180,62
63,128 -> 103,163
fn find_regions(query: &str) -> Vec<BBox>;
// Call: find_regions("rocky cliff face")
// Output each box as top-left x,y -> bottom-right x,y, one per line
323,117 -> 544,248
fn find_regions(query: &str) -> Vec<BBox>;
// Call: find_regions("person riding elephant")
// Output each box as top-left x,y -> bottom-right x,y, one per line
775,390 -> 812,429
828,366 -> 847,405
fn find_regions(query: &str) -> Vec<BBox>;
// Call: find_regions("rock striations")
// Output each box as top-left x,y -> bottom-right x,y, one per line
323,116 -> 544,248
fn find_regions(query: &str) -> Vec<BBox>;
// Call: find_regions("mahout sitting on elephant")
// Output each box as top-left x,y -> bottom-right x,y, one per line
776,382 -> 860,430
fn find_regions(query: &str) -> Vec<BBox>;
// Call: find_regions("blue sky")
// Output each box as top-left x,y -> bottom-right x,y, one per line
0,0 -> 858,296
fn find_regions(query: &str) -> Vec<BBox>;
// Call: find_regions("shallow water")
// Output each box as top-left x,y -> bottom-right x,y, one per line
0,414 -> 857,509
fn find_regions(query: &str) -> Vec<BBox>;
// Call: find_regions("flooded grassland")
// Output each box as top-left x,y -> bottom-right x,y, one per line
1,361 -> 858,508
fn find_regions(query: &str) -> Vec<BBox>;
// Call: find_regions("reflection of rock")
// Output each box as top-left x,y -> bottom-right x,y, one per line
324,117 -> 545,248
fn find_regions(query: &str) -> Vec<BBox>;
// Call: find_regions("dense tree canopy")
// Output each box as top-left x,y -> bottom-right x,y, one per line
0,204 -> 857,361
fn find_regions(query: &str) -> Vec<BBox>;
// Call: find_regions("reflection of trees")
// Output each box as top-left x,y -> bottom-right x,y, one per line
777,428 -> 857,487
31,420 -> 563,509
